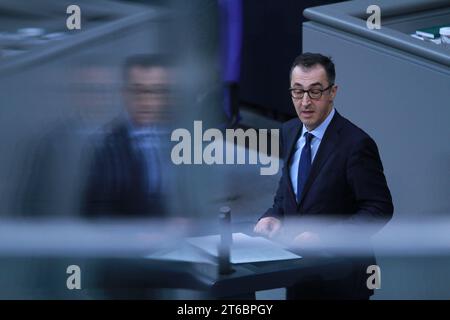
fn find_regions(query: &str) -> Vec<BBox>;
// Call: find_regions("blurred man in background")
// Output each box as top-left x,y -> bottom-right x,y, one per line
82,55 -> 174,218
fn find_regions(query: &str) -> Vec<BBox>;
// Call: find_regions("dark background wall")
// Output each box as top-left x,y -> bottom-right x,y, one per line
239,0 -> 344,120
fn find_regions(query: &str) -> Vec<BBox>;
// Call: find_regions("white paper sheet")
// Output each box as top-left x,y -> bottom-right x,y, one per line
186,232 -> 301,264
145,243 -> 216,264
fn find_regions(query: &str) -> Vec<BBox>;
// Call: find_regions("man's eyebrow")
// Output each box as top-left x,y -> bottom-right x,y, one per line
292,82 -> 324,88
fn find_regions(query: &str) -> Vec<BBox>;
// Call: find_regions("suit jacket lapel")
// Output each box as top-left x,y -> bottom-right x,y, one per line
297,111 -> 343,207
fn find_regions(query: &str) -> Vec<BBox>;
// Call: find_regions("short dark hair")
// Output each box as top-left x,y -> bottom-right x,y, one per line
123,54 -> 172,80
290,52 -> 335,85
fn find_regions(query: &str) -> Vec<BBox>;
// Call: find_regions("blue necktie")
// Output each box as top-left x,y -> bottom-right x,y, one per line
297,132 -> 314,203
133,132 -> 162,194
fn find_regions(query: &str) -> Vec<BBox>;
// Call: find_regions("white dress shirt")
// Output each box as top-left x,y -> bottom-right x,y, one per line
289,108 -> 335,198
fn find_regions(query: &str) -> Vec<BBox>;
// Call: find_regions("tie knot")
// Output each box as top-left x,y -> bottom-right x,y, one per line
304,132 -> 314,144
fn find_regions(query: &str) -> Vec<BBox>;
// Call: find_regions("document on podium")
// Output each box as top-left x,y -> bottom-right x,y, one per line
186,232 -> 301,264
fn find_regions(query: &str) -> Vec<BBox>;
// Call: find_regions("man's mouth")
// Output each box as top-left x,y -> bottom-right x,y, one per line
301,110 -> 314,117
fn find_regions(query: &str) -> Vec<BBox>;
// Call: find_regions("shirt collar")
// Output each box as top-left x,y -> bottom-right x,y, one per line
124,113 -> 167,138
302,108 -> 335,141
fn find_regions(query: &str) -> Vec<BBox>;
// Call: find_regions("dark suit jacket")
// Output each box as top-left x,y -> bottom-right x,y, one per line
82,121 -> 167,218
262,110 -> 394,298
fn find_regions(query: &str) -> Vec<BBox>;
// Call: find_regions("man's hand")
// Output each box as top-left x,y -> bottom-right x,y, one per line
254,217 -> 282,238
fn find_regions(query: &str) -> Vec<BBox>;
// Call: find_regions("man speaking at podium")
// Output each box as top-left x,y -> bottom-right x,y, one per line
254,53 -> 393,299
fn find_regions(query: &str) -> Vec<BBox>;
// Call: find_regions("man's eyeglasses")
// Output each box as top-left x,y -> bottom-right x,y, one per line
289,84 -> 333,100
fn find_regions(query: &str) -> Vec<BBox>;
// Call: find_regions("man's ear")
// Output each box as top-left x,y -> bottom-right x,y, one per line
122,86 -> 130,100
330,85 -> 338,100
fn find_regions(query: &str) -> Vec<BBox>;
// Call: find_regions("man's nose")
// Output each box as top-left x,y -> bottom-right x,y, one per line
301,92 -> 311,105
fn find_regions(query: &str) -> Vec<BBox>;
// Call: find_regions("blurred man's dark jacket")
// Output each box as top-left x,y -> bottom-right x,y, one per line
82,120 -> 169,218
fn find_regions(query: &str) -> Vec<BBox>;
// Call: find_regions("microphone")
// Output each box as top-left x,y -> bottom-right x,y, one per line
218,206 -> 233,275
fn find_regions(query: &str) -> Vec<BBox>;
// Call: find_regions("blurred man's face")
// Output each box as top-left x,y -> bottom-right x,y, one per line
290,65 -> 337,131
125,66 -> 170,126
